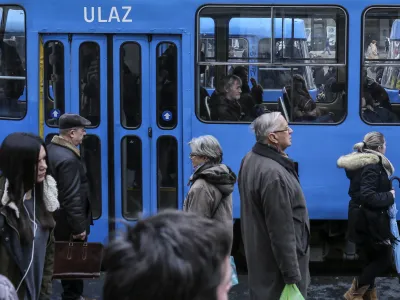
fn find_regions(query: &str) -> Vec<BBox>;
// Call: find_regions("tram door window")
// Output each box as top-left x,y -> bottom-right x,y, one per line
361,8 -> 400,124
121,136 -> 143,219
197,6 -> 348,124
121,42 -> 141,128
81,135 -> 102,219
44,41 -> 65,127
79,42 -> 100,127
0,7 -> 26,119
115,35 -> 182,222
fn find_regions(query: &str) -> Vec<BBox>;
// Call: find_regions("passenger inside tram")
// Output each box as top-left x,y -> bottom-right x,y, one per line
362,70 -> 399,123
284,74 -> 334,123
0,38 -> 25,118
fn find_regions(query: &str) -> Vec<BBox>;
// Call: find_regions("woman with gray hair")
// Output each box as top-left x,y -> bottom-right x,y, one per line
337,131 -> 396,300
183,135 -> 236,228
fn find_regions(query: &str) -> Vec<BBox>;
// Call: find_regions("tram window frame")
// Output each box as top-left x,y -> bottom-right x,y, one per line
0,6 -> 27,120
120,42 -> 142,129
360,7 -> 400,125
196,5 -> 348,125
44,40 -> 65,127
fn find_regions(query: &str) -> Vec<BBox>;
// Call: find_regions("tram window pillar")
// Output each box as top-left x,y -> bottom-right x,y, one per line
215,18 -> 229,88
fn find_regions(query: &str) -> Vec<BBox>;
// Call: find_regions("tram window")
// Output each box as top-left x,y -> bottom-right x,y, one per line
121,136 -> 143,220
199,17 -> 249,90
361,8 -> 400,124
197,6 -> 347,124
120,43 -> 141,128
157,136 -> 178,210
0,7 -> 26,119
79,42 -> 100,127
44,41 -> 65,127
156,42 -> 177,129
81,135 -> 102,219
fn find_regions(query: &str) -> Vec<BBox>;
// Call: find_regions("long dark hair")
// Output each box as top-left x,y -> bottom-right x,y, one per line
0,132 -> 54,244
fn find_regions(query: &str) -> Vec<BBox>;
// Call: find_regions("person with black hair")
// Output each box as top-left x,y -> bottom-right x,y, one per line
0,132 -> 59,300
103,210 -> 233,300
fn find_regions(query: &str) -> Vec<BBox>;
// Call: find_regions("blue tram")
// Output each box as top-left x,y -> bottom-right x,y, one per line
0,0 -> 400,263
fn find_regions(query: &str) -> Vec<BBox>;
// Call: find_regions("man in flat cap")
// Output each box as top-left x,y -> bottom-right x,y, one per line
47,113 -> 93,300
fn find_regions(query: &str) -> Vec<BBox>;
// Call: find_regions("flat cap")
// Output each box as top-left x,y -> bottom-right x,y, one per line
59,113 -> 91,130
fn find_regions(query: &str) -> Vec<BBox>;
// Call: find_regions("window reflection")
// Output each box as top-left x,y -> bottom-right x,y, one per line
81,135 -> 102,219
157,136 -> 178,210
156,42 -> 177,129
362,8 -> 400,124
79,42 -> 100,127
197,6 -> 347,124
0,7 -> 26,119
121,136 -> 142,219
45,41 -> 65,126
120,43 -> 141,128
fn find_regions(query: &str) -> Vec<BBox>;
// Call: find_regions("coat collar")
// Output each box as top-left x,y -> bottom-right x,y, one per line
0,175 -> 59,219
51,135 -> 80,158
337,150 -> 394,176
252,142 -> 299,182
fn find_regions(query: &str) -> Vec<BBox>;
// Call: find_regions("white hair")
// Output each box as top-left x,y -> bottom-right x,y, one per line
188,135 -> 223,163
250,112 -> 283,142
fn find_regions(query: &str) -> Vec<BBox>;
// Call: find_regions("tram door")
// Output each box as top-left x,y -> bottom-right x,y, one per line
113,35 -> 183,224
41,35 -> 108,242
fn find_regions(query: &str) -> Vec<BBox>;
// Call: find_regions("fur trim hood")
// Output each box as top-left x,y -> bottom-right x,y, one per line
1,175 -> 59,218
337,151 -> 394,176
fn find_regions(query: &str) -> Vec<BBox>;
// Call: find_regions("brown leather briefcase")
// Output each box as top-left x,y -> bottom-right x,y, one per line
52,239 -> 104,279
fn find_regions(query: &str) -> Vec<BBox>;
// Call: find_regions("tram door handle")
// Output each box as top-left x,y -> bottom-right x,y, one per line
148,127 -> 152,138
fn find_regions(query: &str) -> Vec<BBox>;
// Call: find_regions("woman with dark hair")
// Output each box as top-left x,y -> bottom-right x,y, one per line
0,132 -> 59,300
338,131 -> 395,300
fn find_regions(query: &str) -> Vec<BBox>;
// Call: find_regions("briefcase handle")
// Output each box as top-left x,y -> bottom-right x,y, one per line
68,234 -> 88,246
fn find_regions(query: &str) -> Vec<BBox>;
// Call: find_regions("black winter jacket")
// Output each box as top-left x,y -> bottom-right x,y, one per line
47,136 -> 92,240
337,152 -> 395,245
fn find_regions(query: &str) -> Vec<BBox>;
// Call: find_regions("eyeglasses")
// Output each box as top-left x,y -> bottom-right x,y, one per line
273,126 -> 291,133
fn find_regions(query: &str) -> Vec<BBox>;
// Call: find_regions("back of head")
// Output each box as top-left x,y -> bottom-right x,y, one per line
103,210 -> 232,300
353,131 -> 385,152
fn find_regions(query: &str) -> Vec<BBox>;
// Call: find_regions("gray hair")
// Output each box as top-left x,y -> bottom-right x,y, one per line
353,131 -> 385,152
218,75 -> 242,94
250,112 -> 283,142
188,135 -> 223,163
59,128 -> 71,136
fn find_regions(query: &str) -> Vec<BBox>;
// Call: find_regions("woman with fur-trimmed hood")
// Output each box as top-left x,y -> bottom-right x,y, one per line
337,131 -> 395,300
0,133 -> 59,300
